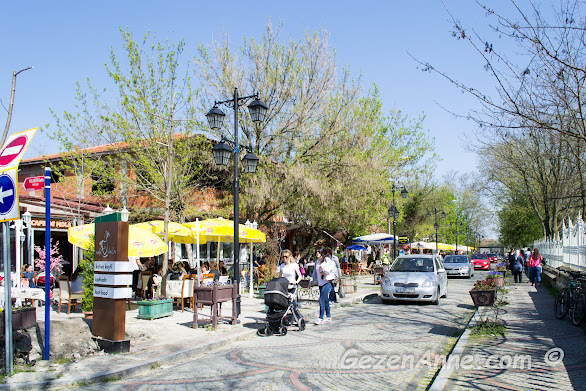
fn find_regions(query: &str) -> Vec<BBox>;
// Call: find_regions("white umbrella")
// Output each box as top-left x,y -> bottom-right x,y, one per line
353,233 -> 397,245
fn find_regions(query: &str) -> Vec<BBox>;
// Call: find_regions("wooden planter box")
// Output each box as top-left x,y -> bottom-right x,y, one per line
469,289 -> 496,306
341,278 -> 357,294
137,299 -> 173,320
0,307 -> 37,335
487,276 -> 505,288
193,283 -> 237,330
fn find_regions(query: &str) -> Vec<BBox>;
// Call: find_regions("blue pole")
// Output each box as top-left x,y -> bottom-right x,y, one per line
44,167 -> 51,360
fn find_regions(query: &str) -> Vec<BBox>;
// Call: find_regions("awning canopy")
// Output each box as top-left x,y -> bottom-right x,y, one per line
353,233 -> 397,245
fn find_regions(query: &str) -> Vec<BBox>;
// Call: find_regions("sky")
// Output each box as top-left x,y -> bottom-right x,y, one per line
0,0 -> 503,178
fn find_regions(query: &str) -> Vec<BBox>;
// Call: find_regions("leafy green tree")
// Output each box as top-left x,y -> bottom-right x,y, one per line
498,194 -> 543,248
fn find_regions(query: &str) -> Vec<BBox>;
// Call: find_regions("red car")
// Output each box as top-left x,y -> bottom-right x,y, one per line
487,253 -> 498,263
471,254 -> 490,270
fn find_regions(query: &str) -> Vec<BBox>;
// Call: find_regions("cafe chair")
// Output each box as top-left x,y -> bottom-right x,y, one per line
139,271 -> 153,299
168,275 -> 194,312
58,276 -> 82,315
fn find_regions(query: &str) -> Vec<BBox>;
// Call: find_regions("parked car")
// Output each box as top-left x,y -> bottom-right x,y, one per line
443,255 -> 474,278
487,253 -> 498,263
380,254 -> 448,305
471,253 -> 490,270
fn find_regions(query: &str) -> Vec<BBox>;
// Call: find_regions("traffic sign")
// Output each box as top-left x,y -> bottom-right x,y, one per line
0,128 -> 38,171
23,176 -> 44,191
0,171 -> 17,217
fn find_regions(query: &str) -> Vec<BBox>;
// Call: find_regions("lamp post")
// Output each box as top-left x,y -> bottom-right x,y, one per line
427,208 -> 446,252
388,184 -> 408,259
450,221 -> 463,254
206,88 -> 267,318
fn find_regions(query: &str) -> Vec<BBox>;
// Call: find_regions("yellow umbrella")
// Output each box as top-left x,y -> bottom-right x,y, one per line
183,217 -> 266,243
134,220 -> 206,244
68,223 -> 168,257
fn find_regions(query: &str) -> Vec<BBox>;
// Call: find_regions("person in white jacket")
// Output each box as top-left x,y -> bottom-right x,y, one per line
313,249 -> 336,325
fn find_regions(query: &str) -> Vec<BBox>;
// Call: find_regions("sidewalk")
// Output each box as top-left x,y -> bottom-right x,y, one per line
1,275 -> 379,390
434,280 -> 586,390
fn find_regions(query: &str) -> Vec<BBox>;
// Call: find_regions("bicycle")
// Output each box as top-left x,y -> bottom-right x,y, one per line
553,269 -> 586,326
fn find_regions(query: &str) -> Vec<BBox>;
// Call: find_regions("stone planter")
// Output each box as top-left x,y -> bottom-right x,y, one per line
0,307 -> 37,335
469,289 -> 496,306
487,276 -> 505,288
341,278 -> 357,294
137,299 -> 173,320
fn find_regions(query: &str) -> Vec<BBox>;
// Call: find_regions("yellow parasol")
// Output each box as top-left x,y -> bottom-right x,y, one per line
183,217 -> 266,243
68,223 -> 168,257
134,220 -> 207,244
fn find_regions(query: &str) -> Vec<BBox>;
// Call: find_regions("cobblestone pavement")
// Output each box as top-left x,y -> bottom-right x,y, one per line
445,279 -> 586,391
68,274 -> 482,391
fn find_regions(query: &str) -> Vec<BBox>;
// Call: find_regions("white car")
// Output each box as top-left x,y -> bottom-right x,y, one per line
381,254 -> 448,305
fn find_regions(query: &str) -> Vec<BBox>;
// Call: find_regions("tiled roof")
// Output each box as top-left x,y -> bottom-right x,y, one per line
20,194 -> 106,213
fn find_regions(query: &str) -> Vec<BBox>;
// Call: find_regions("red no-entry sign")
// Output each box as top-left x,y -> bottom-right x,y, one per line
0,136 -> 28,167
23,176 -> 44,191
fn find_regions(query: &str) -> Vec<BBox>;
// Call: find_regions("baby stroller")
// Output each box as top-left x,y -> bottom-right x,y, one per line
259,277 -> 305,336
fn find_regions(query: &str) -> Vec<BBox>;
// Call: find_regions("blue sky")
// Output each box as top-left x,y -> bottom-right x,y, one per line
1,1 -> 501,179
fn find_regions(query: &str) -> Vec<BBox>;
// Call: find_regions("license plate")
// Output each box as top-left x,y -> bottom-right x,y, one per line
395,288 -> 415,293
448,270 -> 458,274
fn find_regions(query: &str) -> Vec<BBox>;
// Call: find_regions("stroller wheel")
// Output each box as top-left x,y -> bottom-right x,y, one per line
298,318 -> 306,331
279,326 -> 288,336
265,326 -> 273,337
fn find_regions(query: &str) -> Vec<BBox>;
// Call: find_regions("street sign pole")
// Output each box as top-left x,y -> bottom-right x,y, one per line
3,221 -> 13,374
44,167 -> 51,360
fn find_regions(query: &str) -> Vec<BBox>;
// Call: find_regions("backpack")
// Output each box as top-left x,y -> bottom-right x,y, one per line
513,257 -> 523,272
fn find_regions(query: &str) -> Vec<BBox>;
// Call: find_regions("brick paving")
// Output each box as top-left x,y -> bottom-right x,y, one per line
445,280 -> 586,391
65,275 -> 477,391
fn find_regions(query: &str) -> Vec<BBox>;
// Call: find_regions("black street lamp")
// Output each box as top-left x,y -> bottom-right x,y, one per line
427,208 -> 446,252
388,184 -> 408,259
450,221 -> 463,254
206,88 -> 268,318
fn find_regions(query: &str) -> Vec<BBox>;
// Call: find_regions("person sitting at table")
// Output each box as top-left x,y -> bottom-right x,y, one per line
23,264 -> 36,288
218,261 -> 228,276
147,266 -> 163,298
70,266 -> 84,293
209,261 -> 222,281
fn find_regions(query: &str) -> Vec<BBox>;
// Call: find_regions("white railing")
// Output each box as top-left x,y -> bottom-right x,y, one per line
534,214 -> 586,270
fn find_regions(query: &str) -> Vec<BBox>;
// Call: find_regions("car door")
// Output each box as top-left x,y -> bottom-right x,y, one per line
435,257 -> 447,295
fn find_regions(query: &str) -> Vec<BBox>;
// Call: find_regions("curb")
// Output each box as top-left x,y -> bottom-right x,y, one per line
0,327 -> 258,390
427,306 -> 482,391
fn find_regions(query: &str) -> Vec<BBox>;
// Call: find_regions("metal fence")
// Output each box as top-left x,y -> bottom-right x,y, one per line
534,215 -> 586,270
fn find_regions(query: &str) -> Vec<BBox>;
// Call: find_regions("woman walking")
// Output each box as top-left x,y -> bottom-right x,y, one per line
312,249 -> 336,325
512,250 -> 524,283
528,248 -> 543,287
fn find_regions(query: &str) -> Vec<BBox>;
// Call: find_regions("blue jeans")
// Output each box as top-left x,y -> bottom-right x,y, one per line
319,283 -> 332,319
530,266 -> 541,284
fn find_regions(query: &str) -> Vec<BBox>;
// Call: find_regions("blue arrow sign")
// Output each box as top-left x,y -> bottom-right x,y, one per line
0,174 -> 16,215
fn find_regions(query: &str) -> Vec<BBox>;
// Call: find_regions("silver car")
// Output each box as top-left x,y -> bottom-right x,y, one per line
442,255 -> 474,278
381,254 -> 448,305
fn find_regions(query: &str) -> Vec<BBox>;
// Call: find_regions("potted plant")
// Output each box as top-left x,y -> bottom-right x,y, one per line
137,297 -> 173,320
469,279 -> 497,306
0,305 -> 37,334
495,263 -> 508,278
80,238 -> 95,318
486,271 -> 505,288
341,271 -> 358,294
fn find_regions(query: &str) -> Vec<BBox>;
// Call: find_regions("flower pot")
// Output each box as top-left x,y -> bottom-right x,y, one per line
137,299 -> 173,320
487,276 -> 505,288
0,307 -> 37,335
469,289 -> 496,306
341,278 -> 357,294
258,285 -> 267,298
83,311 -> 93,319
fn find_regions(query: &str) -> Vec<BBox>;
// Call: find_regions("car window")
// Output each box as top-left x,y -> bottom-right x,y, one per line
389,258 -> 434,272
444,255 -> 469,263
471,254 -> 487,260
